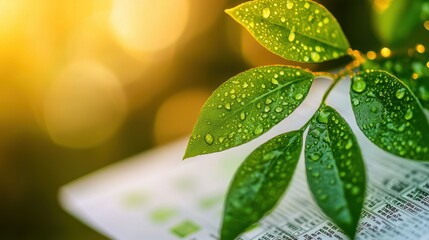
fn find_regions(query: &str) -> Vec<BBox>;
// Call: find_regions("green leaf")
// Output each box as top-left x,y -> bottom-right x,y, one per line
361,51 -> 429,110
225,0 -> 350,63
305,105 -> 366,239
350,70 -> 429,160
221,130 -> 303,240
184,66 -> 313,159
370,0 -> 428,46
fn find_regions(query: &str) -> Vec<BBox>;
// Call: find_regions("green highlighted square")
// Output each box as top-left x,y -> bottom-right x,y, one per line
122,192 -> 148,208
170,220 -> 201,238
150,208 -> 177,223
199,195 -> 223,210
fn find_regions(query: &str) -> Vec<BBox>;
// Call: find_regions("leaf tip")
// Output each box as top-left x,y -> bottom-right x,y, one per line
344,226 -> 358,240
224,8 -> 234,17
182,148 -> 192,161
219,224 -> 239,240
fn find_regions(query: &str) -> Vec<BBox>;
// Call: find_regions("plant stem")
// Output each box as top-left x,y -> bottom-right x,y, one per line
300,60 -> 359,131
321,75 -> 342,103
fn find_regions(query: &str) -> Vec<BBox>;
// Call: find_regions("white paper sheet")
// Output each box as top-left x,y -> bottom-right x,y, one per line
59,78 -> 429,240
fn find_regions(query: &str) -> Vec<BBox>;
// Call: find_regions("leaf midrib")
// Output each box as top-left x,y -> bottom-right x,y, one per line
203,75 -> 313,132
261,17 -> 348,52
325,121 -> 356,225
244,134 -> 300,211
228,7 -> 348,53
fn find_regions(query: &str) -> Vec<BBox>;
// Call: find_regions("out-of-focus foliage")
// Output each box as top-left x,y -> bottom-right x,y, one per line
370,0 -> 429,46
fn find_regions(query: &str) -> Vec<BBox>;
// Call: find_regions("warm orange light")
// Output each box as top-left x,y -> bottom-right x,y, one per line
240,29 -> 289,67
353,50 -> 361,57
44,60 -> 127,149
416,44 -> 426,54
380,47 -> 391,58
110,0 -> 190,54
366,51 -> 377,60
425,21 -> 429,31
372,0 -> 392,13
352,60 -> 360,67
0,0 -> 26,37
154,89 -> 211,145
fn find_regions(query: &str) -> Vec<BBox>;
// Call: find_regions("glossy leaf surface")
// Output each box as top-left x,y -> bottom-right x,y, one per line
184,66 -> 313,159
350,70 -> 429,160
305,105 -> 366,239
225,0 -> 350,63
361,51 -> 429,110
221,130 -> 303,240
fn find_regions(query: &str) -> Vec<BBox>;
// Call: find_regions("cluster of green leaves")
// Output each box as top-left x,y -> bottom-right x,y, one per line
184,0 -> 429,239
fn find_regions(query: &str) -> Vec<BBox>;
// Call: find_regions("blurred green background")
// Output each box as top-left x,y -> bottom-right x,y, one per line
0,0 -> 427,239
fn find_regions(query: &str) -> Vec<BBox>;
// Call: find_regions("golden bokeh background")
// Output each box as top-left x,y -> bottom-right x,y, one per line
0,0 -> 425,238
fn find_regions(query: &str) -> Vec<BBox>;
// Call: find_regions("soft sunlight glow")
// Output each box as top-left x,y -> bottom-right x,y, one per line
240,29 -> 287,66
372,0 -> 392,13
44,60 -> 127,149
366,51 -> 377,60
416,44 -> 426,54
110,0 -> 190,54
380,47 -> 391,58
154,89 -> 210,145
0,0 -> 26,37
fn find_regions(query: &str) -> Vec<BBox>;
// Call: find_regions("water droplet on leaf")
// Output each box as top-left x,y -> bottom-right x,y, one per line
352,78 -> 367,93
262,8 -> 271,18
396,88 -> 406,99
288,30 -> 295,42
351,186 -> 360,196
319,194 -> 328,201
311,52 -> 320,62
317,110 -> 329,124
205,134 -> 214,145
254,125 -> 264,135
240,112 -> 246,120
310,153 -> 320,161
275,107 -> 283,113
225,103 -> 231,110
345,139 -> 353,150
312,171 -> 320,178
294,93 -> 303,100
405,109 -> 413,120
271,78 -> 279,85
264,106 -> 270,112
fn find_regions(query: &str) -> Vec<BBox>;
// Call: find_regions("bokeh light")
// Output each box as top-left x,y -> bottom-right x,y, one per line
154,89 -> 211,145
0,0 -> 26,37
44,60 -> 127,149
380,47 -> 392,58
0,0 -> 423,239
372,0 -> 392,13
240,28 -> 288,67
110,0 -> 190,54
